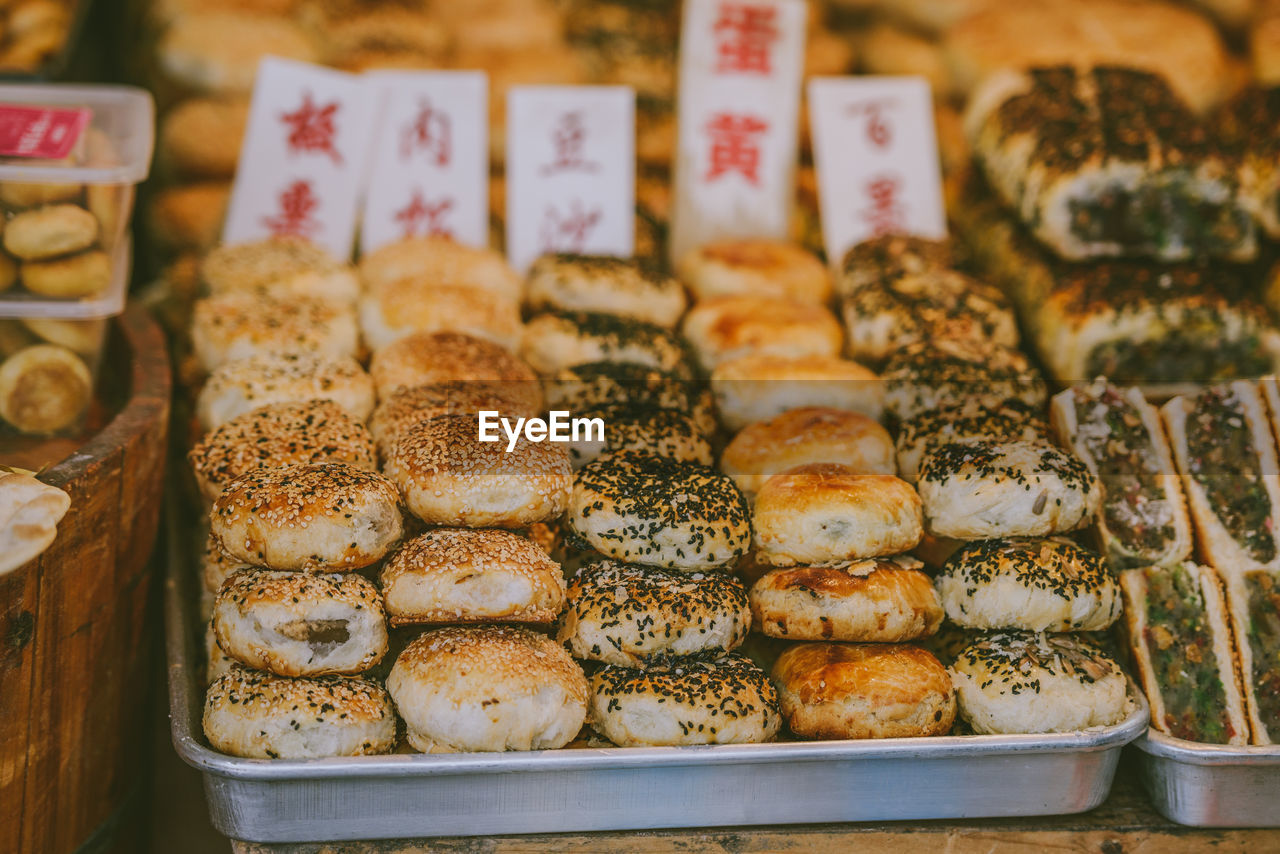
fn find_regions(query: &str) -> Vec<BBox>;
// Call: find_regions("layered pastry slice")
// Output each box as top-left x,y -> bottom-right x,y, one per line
966,65 -> 1256,261
1119,562 -> 1249,745
1162,381 -> 1280,574
1051,381 -> 1192,568
1219,86 -> 1280,240
1219,568 -> 1280,744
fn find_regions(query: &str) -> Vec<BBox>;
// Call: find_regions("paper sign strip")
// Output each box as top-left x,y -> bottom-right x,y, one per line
223,57 -> 378,260
669,0 -> 807,266
505,86 -> 635,273
808,75 -> 947,269
360,71 -> 488,255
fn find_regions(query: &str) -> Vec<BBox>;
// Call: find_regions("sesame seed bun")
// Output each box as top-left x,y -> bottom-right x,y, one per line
544,360 -> 715,436
559,559 -> 751,665
369,381 -> 542,461
381,528 -> 566,626
917,438 -> 1101,539
200,237 -> 359,304
368,330 -> 541,405
386,625 -> 588,753
937,537 -> 1121,632
196,352 -> 375,433
949,631 -> 1129,734
520,310 -> 695,379
189,400 -> 377,501
588,652 -> 780,747
203,665 -> 395,759
772,642 -> 956,739
202,532 -> 253,594
881,339 -> 1046,423
213,569 -> 388,676
358,279 -> 522,351
190,292 -> 359,374
676,239 -> 830,304
710,353 -> 883,433
384,414 -> 572,528
896,398 -> 1047,483
359,236 -> 522,301
211,462 -> 403,571
720,407 -> 896,499
568,404 -> 712,469
525,253 -> 687,328
749,556 -> 943,642
681,295 -> 843,373
567,450 -> 752,572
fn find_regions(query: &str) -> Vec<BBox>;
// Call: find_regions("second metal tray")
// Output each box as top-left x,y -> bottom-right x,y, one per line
1132,729 -> 1280,827
167,536 -> 1150,843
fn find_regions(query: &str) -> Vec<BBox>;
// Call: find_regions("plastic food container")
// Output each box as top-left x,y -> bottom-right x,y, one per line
0,83 -> 152,303
0,234 -> 129,437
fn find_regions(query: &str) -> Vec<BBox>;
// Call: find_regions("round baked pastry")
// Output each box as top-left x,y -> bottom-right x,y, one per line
588,652 -> 780,746
200,236 -> 359,304
567,450 -> 752,571
949,631 -> 1129,734
881,338 -> 1047,423
840,265 -> 1017,366
710,353 -> 883,433
520,310 -> 695,379
3,203 -> 98,260
203,665 -> 395,759
771,642 -> 956,739
386,625 -> 588,752
211,462 -> 403,571
677,239 -> 830,304
160,96 -> 250,180
0,344 -> 91,434
147,181 -> 229,252
937,538 -> 1121,632
158,10 -> 319,94
189,400 -> 377,501
526,253 -> 687,328
368,330 -> 542,409
544,360 -> 716,436
381,528 -> 566,626
196,352 -> 375,432
205,623 -> 236,685
680,295 -> 843,373
558,559 -> 751,664
751,465 -> 923,565
190,292 -> 359,373
567,404 -> 712,468
369,380 -> 541,459
834,234 -> 954,302
896,398 -> 1048,483
19,317 -> 104,356
750,555 -> 942,641
0,178 -> 82,209
202,533 -> 253,594
917,439 -> 1101,539
359,236 -> 522,300
384,414 -> 571,527
358,279 -> 522,350
21,250 -> 111,298
212,569 -> 388,676
720,407 -> 896,498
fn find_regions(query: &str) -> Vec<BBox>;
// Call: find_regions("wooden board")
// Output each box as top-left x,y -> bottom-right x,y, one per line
0,306 -> 171,854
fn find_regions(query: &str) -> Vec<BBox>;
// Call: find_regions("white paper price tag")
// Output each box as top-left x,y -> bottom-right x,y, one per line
223,58 -> 377,260
808,76 -> 947,268
670,0 -> 807,266
505,86 -> 635,273
360,71 -> 488,255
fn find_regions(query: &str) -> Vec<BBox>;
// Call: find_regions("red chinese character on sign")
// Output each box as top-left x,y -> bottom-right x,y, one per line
280,92 -> 343,165
704,112 -> 768,185
861,174 -> 905,237
539,200 -> 602,252
846,99 -> 896,149
714,2 -> 778,74
400,98 -> 450,165
262,179 -> 321,238
541,112 -> 598,175
395,189 -> 454,239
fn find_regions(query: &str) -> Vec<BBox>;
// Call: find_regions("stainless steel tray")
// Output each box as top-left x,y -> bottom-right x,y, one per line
1133,729 -> 1280,826
166,536 -> 1150,843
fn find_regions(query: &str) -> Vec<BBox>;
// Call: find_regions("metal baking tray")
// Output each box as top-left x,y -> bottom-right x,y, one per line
1133,729 -> 1280,826
166,536 -> 1150,843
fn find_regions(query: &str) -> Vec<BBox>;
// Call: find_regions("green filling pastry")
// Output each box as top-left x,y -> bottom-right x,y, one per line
1245,571 -> 1280,740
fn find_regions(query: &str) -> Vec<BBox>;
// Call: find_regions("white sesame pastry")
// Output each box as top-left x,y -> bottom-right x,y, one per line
195,353 -> 375,433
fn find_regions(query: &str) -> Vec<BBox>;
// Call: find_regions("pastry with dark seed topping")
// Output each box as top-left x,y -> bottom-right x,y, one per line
525,253 -> 687,328
520,309 -> 696,379
544,360 -> 715,436
881,338 -> 1046,424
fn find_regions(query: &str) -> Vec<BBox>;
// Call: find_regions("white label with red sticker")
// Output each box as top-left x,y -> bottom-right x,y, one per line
360,71 -> 488,255
223,57 -> 378,260
808,76 -> 947,268
0,105 -> 90,159
669,0 -> 807,265
505,86 -> 635,274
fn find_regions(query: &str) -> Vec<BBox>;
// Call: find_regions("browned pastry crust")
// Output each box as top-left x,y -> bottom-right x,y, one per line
771,643 -> 956,739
